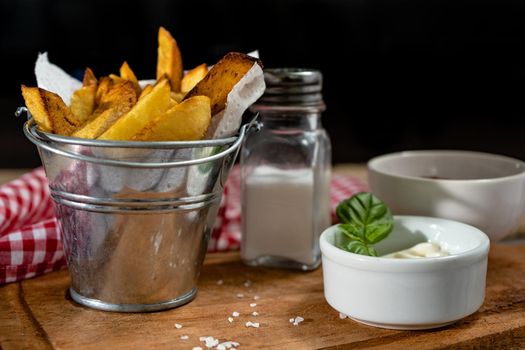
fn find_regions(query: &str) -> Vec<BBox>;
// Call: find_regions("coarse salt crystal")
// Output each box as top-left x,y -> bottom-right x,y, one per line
245,321 -> 260,328
339,313 -> 348,319
180,335 -> 189,340
228,317 -> 234,323
250,303 -> 257,308
199,336 -> 219,348
236,293 -> 244,298
252,311 -> 259,316
232,311 -> 240,317
175,323 -> 183,329
253,295 -> 260,300
217,341 -> 240,349
192,347 -> 203,350
289,318 -> 294,323
292,316 -> 304,326
217,280 -> 224,285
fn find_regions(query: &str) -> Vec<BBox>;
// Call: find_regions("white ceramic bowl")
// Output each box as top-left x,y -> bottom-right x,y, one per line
368,150 -> 525,241
320,216 -> 490,330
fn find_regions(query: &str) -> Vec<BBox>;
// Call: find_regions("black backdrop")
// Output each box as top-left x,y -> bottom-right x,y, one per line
2,0 -> 525,168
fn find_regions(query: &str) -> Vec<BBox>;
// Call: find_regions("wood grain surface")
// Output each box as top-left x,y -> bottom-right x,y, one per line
1,245 -> 524,350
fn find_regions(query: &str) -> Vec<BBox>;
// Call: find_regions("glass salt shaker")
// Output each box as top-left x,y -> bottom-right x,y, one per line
240,68 -> 331,270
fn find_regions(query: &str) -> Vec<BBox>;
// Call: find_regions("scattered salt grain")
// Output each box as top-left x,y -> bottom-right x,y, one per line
252,311 -> 259,316
253,295 -> 260,300
175,323 -> 183,329
228,317 -> 234,323
339,313 -> 348,319
192,347 -> 203,350
216,341 -> 240,350
180,335 -> 189,340
232,311 -> 240,317
292,316 -> 304,326
199,336 -> 219,348
244,280 -> 252,288
245,321 -> 260,328
249,303 -> 257,308
217,280 -> 224,285
236,293 -> 244,298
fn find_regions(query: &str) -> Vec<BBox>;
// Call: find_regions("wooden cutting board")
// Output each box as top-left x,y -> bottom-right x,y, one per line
1,244 -> 524,350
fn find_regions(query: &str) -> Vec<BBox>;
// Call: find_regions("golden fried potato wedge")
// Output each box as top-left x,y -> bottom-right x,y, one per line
73,81 -> 137,138
70,84 -> 97,123
184,52 -> 262,115
109,74 -> 125,84
139,84 -> 153,100
134,96 -> 211,141
170,91 -> 184,103
70,68 -> 99,122
181,63 -> 208,93
98,79 -> 171,140
96,77 -> 113,105
82,68 -> 97,86
96,80 -> 137,110
120,61 -> 138,83
120,61 -> 141,95
21,85 -> 83,135
156,26 -> 183,92
73,106 -> 132,139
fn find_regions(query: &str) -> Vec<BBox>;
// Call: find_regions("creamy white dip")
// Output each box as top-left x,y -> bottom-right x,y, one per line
382,242 -> 448,259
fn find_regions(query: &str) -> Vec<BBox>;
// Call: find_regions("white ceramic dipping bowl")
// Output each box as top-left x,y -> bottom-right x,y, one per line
320,216 -> 490,330
368,150 -> 525,241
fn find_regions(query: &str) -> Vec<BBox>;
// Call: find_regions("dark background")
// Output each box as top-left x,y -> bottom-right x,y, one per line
2,0 -> 525,168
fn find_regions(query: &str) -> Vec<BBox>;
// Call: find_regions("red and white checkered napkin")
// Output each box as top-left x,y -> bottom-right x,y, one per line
0,166 -> 367,284
0,168 -> 64,284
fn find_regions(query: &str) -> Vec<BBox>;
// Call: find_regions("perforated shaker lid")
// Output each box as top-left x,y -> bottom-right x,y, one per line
255,68 -> 325,108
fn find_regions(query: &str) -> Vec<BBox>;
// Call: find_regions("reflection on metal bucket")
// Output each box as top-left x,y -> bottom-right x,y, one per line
23,114 -> 249,312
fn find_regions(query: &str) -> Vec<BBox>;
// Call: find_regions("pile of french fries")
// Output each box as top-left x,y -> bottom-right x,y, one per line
21,27 -> 262,141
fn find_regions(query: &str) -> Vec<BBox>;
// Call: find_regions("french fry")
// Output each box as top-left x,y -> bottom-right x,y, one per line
184,52 -> 262,115
82,67 -> 97,86
98,79 -> 171,140
95,77 -> 113,105
73,81 -> 137,138
70,85 -> 97,123
134,96 -> 211,141
170,91 -> 184,103
109,74 -> 125,84
181,63 -> 208,93
21,85 -> 83,135
138,84 -> 153,100
156,26 -> 183,91
96,81 -> 136,110
70,68 -> 98,123
120,61 -> 141,95
73,106 -> 130,139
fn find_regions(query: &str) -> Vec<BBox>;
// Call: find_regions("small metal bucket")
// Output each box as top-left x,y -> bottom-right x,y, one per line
21,109 -> 248,312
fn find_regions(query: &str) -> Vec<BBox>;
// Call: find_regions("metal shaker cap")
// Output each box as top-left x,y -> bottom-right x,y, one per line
255,68 -> 325,109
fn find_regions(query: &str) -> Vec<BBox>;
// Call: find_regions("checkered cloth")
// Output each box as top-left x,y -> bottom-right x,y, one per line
0,166 -> 367,284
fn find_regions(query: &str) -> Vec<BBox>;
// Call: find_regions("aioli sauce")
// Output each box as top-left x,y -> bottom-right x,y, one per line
382,242 -> 448,259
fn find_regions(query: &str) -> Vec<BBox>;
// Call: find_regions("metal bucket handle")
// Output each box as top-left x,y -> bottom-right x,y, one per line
19,107 -> 253,169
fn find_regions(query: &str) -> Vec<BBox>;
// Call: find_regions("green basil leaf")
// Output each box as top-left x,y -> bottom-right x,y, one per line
345,240 -> 378,257
339,223 -> 365,242
334,227 -> 353,251
336,192 -> 394,244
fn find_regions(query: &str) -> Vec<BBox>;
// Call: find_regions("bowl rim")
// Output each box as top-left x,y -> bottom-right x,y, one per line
367,150 -> 525,183
320,215 -> 490,272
